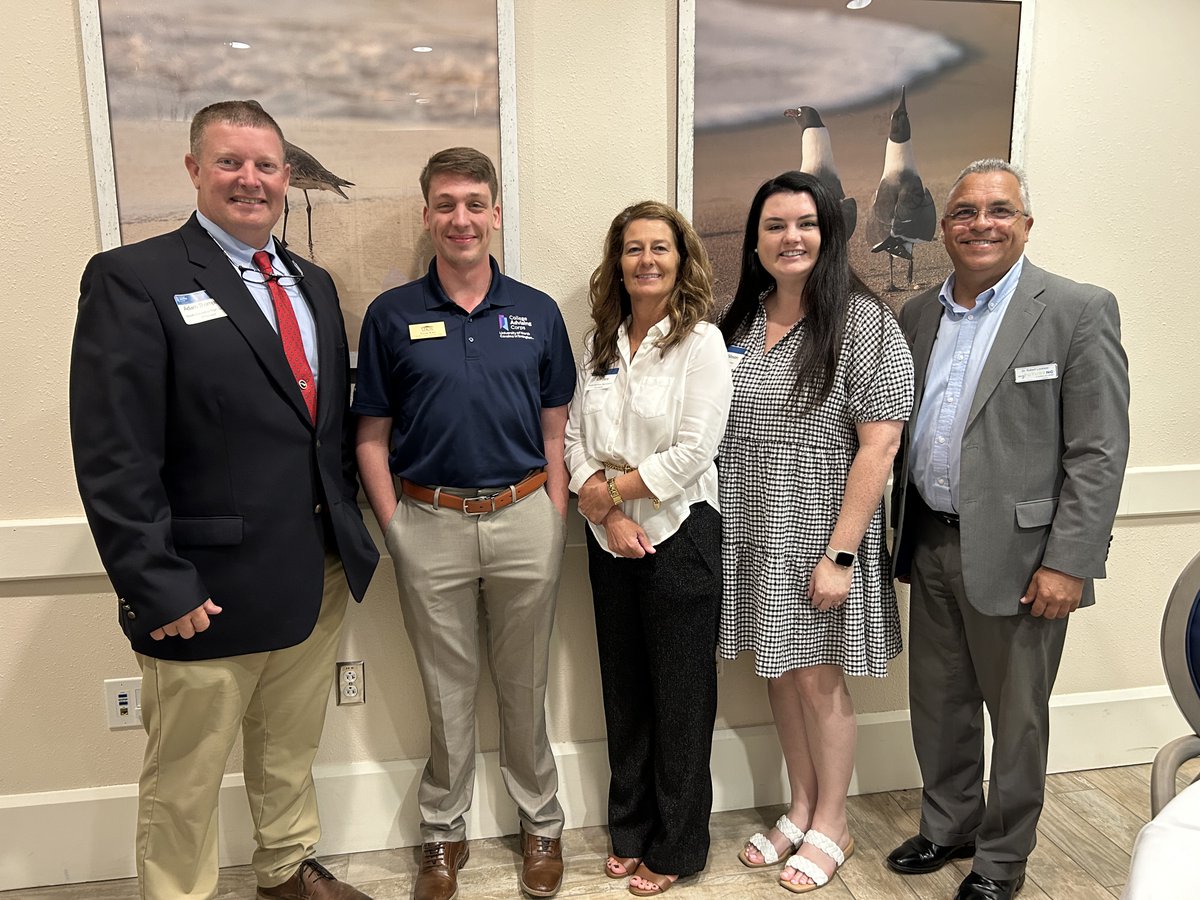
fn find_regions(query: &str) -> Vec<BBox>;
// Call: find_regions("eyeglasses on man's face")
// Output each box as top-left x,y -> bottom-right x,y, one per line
944,205 -> 1027,225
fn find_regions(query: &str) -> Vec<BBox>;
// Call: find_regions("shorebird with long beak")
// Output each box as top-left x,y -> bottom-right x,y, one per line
866,87 -> 936,291
783,105 -> 857,238
246,100 -> 354,256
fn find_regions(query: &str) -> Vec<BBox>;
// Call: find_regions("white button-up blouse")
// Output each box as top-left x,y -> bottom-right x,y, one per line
565,316 -> 733,556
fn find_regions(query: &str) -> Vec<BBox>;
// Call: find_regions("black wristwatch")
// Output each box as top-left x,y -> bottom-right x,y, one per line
825,547 -> 856,569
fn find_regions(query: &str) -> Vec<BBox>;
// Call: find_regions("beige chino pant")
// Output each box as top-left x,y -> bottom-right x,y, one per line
386,485 -> 566,842
135,555 -> 349,900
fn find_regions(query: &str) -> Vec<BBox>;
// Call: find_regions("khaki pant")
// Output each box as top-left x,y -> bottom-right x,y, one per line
135,555 -> 349,899
386,485 -> 566,841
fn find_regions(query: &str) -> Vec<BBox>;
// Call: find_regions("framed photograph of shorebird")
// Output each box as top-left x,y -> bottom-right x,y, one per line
78,0 -> 517,356
677,0 -> 1033,307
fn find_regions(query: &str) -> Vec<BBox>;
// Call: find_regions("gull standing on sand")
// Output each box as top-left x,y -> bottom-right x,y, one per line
783,105 -> 857,238
866,87 -> 936,291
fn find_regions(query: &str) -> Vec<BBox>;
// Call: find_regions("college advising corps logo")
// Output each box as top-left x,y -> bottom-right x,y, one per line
497,313 -> 535,340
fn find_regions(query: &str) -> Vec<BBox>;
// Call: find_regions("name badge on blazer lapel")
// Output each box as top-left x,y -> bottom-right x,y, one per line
1014,363 -> 1058,383
174,290 -> 228,325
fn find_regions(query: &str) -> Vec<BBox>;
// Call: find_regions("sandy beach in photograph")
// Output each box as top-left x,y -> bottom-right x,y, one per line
100,0 -> 501,347
694,0 -> 1021,308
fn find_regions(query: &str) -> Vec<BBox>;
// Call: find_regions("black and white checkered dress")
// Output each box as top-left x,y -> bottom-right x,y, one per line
718,292 -> 915,678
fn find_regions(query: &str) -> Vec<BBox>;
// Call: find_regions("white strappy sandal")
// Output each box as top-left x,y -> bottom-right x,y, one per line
779,829 -> 856,893
738,814 -> 807,868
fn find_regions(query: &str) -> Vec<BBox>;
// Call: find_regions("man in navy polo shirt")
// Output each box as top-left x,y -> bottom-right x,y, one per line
354,147 -> 575,900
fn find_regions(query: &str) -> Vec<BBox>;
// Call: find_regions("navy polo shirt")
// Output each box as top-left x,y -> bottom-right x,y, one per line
353,256 -> 576,487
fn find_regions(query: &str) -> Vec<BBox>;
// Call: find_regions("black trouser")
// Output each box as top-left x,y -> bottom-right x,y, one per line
585,502 -> 721,876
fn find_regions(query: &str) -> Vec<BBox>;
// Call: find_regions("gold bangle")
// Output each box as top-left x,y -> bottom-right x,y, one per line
607,476 -> 624,507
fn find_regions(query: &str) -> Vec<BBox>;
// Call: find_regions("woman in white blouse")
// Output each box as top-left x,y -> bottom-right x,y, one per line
565,201 -> 732,897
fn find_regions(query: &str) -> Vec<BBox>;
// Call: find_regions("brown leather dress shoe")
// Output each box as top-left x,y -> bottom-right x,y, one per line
520,827 -> 564,897
414,840 -> 469,900
257,858 -> 373,899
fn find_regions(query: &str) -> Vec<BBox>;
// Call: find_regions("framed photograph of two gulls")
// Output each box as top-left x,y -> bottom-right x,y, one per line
678,0 -> 1034,307
78,0 -> 516,354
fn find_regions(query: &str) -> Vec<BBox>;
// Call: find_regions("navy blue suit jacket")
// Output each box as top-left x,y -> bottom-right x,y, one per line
70,214 -> 379,660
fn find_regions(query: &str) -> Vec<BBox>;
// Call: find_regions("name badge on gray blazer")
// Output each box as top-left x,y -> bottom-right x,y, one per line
1014,363 -> 1058,383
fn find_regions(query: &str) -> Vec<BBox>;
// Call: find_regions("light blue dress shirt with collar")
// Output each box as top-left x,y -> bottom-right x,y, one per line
909,255 -> 1026,513
195,211 -> 320,384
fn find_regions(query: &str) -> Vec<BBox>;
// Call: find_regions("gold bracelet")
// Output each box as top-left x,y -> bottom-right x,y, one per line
600,461 -> 660,509
607,477 -> 624,507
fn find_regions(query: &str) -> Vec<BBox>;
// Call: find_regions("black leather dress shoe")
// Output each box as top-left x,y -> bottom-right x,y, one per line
954,871 -> 1025,900
886,834 -> 976,874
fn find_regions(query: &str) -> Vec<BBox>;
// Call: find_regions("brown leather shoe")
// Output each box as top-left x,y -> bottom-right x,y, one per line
414,840 -> 469,900
257,858 -> 373,899
520,827 -> 564,897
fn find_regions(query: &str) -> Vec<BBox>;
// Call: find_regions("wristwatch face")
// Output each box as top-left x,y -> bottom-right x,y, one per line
831,550 -> 855,568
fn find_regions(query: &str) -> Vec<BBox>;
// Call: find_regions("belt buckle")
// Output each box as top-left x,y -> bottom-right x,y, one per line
462,493 -> 498,516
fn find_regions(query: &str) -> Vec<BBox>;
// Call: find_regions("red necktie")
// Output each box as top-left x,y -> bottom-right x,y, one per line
252,251 -> 317,423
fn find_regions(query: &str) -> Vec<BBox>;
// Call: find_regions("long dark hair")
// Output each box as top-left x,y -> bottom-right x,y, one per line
587,201 -> 715,376
718,170 -> 872,410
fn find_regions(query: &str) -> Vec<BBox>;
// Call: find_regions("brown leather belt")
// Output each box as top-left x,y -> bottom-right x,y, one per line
400,469 -> 547,516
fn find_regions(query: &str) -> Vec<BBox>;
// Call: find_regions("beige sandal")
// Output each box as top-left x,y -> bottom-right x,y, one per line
628,864 -> 678,896
606,855 -> 642,879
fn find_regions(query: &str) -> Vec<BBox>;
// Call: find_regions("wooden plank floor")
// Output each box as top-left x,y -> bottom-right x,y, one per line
8,762 -> 1197,899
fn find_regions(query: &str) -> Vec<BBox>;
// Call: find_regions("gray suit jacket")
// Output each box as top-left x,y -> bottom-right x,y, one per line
891,260 -> 1130,615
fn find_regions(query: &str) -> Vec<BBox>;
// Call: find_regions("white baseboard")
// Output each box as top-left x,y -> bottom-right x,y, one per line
0,686 -> 1187,891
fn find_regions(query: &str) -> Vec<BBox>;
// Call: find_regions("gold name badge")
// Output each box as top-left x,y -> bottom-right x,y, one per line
408,321 -> 447,340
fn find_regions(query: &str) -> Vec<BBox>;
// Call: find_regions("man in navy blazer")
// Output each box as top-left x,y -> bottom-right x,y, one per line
70,100 -> 378,900
886,160 -> 1129,900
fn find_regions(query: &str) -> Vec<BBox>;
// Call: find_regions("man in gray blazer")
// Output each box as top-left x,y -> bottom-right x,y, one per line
886,160 -> 1130,900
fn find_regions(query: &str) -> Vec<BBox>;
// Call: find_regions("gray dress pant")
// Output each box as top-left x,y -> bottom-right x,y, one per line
908,507 -> 1068,881
386,485 -> 566,842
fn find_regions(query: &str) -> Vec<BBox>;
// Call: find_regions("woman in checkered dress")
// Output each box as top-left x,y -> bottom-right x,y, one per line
717,171 -> 914,892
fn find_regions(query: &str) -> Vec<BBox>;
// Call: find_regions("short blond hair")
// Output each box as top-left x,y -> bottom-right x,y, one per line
189,100 -> 285,158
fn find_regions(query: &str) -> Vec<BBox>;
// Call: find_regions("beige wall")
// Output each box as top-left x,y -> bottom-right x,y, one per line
2,0 -> 1199,797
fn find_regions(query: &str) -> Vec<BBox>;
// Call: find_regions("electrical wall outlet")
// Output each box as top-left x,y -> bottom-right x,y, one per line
104,677 -> 143,729
336,660 -> 365,706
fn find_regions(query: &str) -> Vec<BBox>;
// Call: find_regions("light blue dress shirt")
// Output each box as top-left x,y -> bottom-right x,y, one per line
196,211 -> 320,384
909,255 -> 1025,513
